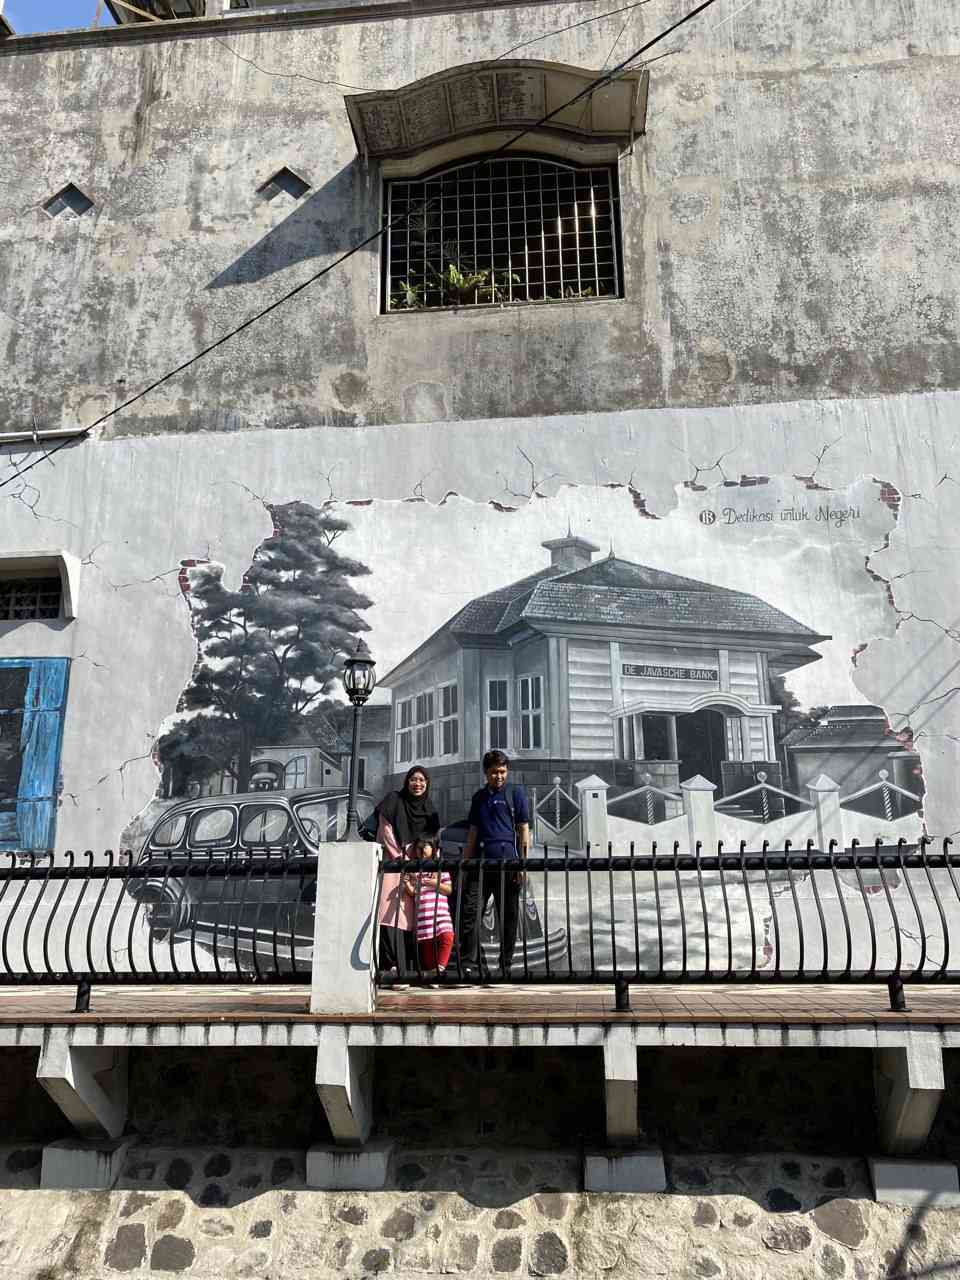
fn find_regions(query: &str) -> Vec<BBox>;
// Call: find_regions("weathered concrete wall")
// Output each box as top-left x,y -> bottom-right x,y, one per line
0,0 -> 958,434
0,1145 -> 955,1277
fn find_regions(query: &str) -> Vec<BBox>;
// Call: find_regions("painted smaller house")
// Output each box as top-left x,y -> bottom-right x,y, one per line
381,534 -> 830,820
784,705 -> 923,808
197,743 -> 344,798
340,703 -> 392,804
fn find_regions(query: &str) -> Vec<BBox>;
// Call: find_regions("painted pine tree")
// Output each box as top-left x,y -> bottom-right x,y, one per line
157,501 -> 372,794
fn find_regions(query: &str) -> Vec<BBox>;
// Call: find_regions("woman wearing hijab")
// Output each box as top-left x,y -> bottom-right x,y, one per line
376,765 -> 440,982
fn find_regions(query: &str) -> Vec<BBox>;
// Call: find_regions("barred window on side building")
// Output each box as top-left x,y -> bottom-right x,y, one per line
385,156 -> 622,314
0,575 -> 62,621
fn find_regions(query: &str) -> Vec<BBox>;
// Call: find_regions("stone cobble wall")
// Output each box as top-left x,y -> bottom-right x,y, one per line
127,1050 -> 332,1148
374,1050 -> 605,1148
0,1147 -> 955,1279
635,1048 -> 879,1153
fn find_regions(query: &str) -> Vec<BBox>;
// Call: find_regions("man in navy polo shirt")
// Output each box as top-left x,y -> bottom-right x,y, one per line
459,750 -> 530,978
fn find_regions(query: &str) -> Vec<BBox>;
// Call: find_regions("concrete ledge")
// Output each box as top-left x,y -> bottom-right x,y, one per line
869,1158 -> 960,1208
40,1137 -> 132,1190
584,1149 -> 666,1193
306,1139 -> 393,1190
6,1021 -> 960,1051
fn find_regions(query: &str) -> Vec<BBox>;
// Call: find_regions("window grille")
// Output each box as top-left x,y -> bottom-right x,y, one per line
0,577 -> 61,621
385,157 -> 620,312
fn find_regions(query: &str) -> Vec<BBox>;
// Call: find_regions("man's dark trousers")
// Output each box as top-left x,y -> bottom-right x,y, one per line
458,847 -> 521,975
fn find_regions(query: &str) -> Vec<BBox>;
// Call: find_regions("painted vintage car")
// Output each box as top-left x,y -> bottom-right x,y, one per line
127,787 -> 376,946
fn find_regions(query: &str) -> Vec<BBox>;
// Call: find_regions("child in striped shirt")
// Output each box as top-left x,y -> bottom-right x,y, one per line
403,837 -> 454,981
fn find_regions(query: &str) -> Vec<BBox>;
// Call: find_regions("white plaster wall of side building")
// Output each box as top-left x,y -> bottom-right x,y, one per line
2,3 -> 960,435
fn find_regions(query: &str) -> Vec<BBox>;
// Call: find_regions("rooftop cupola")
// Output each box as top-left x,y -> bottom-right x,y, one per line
541,532 -> 601,572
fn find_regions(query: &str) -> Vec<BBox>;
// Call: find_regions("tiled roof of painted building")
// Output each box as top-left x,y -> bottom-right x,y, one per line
782,705 -> 893,750
448,556 -> 825,641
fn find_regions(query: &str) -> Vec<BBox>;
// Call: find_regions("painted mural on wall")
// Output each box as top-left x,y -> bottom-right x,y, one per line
85,473 -> 920,968
0,461 -> 932,975
136,488 -> 925,835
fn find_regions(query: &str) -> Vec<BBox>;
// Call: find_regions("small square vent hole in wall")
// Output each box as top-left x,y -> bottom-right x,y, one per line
258,167 -> 310,202
43,184 -> 94,218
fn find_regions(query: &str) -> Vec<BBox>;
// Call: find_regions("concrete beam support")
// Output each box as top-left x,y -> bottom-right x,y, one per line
603,1025 -> 639,1145
306,1139 -> 393,1191
584,1150 -> 667,1193
41,1137 -> 132,1191
36,1031 -> 128,1140
869,1158 -> 960,1208
311,839 -> 377,1015
316,1026 -> 374,1146
875,1034 -> 945,1156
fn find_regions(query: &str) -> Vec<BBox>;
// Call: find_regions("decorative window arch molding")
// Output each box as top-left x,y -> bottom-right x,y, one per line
615,692 -> 780,719
0,551 -> 80,621
345,59 -> 649,164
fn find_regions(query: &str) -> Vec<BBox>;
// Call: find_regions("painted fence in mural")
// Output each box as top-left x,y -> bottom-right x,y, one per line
529,767 -> 924,856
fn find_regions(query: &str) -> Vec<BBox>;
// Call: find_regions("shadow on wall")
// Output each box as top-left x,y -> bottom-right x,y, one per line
207,162 -> 370,289
638,1048 -> 878,1158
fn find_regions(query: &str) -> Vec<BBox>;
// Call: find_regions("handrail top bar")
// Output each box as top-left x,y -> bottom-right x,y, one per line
0,857 -> 318,882
384,843 -> 954,873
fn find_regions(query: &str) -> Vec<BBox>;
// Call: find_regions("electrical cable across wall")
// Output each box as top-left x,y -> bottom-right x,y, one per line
0,0 -> 722,496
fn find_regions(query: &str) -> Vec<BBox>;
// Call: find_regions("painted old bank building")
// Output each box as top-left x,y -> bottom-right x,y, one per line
381,532 -> 828,821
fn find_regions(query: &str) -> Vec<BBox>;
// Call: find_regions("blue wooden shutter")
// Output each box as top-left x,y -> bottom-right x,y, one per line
9,659 -> 69,851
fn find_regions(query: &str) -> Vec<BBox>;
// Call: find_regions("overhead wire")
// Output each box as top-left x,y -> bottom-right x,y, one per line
493,0 -> 652,60
0,0 -> 722,495
210,1 -> 656,95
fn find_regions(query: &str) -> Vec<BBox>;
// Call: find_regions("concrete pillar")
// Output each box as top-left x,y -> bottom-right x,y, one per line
576,774 -> 610,853
681,775 -> 716,852
604,1025 -> 639,1145
204,0 -> 221,14
310,838 -> 378,1015
666,714 -> 679,763
875,1034 -> 945,1156
315,1026 -> 375,1146
584,1027 -> 666,1192
807,773 -> 844,850
37,1031 -> 128,1140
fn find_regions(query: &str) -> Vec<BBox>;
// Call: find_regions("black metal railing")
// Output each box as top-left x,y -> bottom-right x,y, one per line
0,849 -> 315,1009
375,839 -> 960,1010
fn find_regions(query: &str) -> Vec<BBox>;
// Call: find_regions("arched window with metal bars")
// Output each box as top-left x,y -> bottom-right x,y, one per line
384,155 -> 622,312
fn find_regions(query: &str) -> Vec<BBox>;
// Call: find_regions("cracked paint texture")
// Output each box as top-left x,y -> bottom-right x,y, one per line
1,389 -> 960,850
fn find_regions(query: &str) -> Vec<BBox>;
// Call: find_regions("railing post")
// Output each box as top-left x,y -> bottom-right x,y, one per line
74,977 -> 91,1014
681,775 -> 717,853
807,773 -> 843,850
888,975 -> 908,1013
310,839 -> 378,1015
576,775 -> 610,853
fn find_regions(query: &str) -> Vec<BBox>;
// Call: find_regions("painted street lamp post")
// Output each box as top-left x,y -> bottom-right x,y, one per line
340,638 -> 376,840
